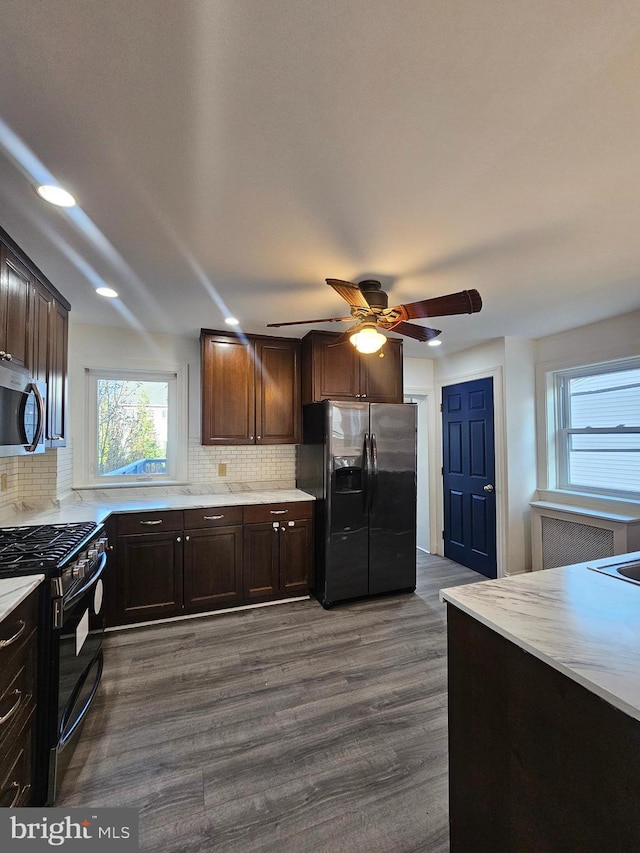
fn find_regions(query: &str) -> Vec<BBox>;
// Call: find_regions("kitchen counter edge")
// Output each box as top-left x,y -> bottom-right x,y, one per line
0,575 -> 45,623
441,551 -> 640,722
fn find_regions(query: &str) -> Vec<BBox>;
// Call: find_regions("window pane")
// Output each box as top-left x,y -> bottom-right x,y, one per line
568,450 -> 640,494
97,379 -> 168,476
563,365 -> 640,496
568,369 -> 640,428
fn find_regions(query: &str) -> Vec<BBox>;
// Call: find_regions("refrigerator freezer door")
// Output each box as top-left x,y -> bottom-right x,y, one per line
368,403 -> 417,595
324,402 -> 370,604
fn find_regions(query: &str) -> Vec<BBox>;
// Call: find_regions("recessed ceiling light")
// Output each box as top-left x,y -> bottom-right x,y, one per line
225,317 -> 239,326
427,339 -> 442,347
96,287 -> 118,298
36,184 -> 77,207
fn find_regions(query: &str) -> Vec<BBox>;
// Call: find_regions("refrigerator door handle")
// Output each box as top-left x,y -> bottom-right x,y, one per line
371,432 -> 379,508
363,432 -> 372,513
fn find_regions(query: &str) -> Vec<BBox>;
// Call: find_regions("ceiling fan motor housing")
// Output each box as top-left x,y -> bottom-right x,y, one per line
358,280 -> 388,310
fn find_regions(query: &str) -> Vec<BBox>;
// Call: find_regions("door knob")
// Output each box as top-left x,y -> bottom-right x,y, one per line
483,484 -> 494,492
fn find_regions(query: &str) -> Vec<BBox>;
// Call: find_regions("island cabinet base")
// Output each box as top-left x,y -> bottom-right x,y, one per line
447,604 -> 640,853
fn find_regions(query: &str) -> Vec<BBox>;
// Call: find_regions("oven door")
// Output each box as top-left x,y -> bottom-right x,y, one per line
48,555 -> 106,803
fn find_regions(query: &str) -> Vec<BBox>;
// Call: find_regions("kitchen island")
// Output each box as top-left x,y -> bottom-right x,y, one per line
441,552 -> 640,852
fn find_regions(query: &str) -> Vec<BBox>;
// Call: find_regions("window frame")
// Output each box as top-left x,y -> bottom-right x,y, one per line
553,357 -> 640,501
83,365 -> 188,487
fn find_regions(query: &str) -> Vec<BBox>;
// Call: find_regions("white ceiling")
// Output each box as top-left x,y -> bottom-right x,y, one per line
1,0 -> 640,357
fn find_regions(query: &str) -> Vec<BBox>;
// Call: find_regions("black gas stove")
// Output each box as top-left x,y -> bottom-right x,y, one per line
0,521 -> 108,600
0,520 -> 110,806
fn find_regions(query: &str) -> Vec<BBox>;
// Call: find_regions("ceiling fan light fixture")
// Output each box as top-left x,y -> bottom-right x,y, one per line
350,324 -> 387,354
427,339 -> 442,347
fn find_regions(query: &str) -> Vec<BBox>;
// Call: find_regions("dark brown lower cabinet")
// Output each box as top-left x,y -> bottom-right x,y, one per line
0,586 -> 39,807
109,503 -> 314,626
243,503 -> 314,603
184,525 -> 243,611
116,531 -> 184,624
447,604 -> 640,852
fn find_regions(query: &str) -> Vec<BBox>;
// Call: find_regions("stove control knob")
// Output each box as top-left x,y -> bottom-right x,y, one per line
97,538 -> 108,553
87,549 -> 98,560
76,559 -> 89,578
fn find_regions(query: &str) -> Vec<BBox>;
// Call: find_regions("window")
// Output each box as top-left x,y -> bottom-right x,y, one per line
555,359 -> 640,499
85,368 -> 187,485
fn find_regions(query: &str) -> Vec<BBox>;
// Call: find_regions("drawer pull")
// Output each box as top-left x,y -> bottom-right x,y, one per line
204,515 -> 224,520
0,690 -> 22,726
6,781 -> 21,808
0,620 -> 26,649
270,510 -> 288,515
140,520 -> 163,526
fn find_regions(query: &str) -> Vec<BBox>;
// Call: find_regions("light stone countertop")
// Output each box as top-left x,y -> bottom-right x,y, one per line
441,551 -> 640,722
0,489 -> 315,528
0,575 -> 44,623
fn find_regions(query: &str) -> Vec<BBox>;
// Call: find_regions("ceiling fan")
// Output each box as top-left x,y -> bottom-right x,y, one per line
267,279 -> 482,353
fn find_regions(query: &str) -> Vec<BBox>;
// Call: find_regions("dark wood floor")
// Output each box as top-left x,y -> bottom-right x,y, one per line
57,553 -> 482,852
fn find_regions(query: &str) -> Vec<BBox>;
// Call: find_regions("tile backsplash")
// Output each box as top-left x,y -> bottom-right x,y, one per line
2,439 -> 297,509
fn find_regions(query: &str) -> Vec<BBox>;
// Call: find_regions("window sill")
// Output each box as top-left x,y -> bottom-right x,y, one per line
535,489 -> 640,521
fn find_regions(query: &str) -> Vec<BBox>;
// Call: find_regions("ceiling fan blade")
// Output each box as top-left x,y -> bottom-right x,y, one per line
326,278 -> 371,309
266,316 -> 352,328
388,289 -> 482,321
391,322 -> 441,342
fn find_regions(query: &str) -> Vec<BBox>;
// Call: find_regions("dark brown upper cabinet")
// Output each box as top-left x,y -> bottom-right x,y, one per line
0,245 -> 32,371
200,330 -> 301,445
301,330 -> 404,404
0,228 -> 70,448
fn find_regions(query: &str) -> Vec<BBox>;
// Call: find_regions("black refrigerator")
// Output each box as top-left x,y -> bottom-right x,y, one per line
297,401 -> 417,608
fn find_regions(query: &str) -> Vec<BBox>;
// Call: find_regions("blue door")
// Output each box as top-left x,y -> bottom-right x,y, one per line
442,378 -> 496,577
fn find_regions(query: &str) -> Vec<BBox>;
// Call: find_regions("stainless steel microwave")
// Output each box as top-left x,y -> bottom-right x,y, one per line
0,363 -> 46,457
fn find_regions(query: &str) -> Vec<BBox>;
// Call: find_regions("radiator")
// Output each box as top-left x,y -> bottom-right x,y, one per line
531,502 -> 640,571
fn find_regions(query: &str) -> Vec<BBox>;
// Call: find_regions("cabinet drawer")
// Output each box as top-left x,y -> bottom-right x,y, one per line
0,707 -> 34,808
0,649 -> 36,755
0,592 -> 38,678
184,506 -> 243,529
243,502 -> 313,524
116,510 -> 183,536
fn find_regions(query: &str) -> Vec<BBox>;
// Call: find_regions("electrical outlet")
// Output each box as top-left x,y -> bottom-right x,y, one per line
218,463 -> 227,477
0,473 -> 7,492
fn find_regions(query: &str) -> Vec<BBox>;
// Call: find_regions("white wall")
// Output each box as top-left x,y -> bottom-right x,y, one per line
534,308 -> 640,514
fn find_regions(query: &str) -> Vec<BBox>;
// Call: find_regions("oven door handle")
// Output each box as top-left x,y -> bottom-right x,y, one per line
59,649 -> 104,748
63,552 -> 106,612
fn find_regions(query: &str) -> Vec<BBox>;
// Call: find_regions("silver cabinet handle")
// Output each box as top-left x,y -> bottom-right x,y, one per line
204,515 -> 224,520
185,535 -> 190,542
483,484 -> 494,492
0,690 -> 22,725
270,510 -> 288,515
0,620 -> 26,649
176,536 -> 182,543
140,520 -> 163,525
6,781 -> 22,808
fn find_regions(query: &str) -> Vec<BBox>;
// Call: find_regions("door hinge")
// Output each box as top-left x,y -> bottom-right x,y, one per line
441,466 -> 444,475
442,530 -> 445,539
440,403 -> 443,412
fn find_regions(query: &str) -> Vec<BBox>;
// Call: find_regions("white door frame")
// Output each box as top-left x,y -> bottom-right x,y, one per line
435,366 -> 507,579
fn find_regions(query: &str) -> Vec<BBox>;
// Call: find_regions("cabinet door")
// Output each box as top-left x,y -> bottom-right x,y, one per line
201,333 -> 255,444
279,517 -> 313,597
254,337 -> 301,444
116,532 -> 183,623
30,282 -> 52,386
184,526 -> 242,612
47,300 -> 68,446
0,246 -> 31,371
359,337 -> 404,403
302,332 -> 360,403
243,522 -> 279,602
